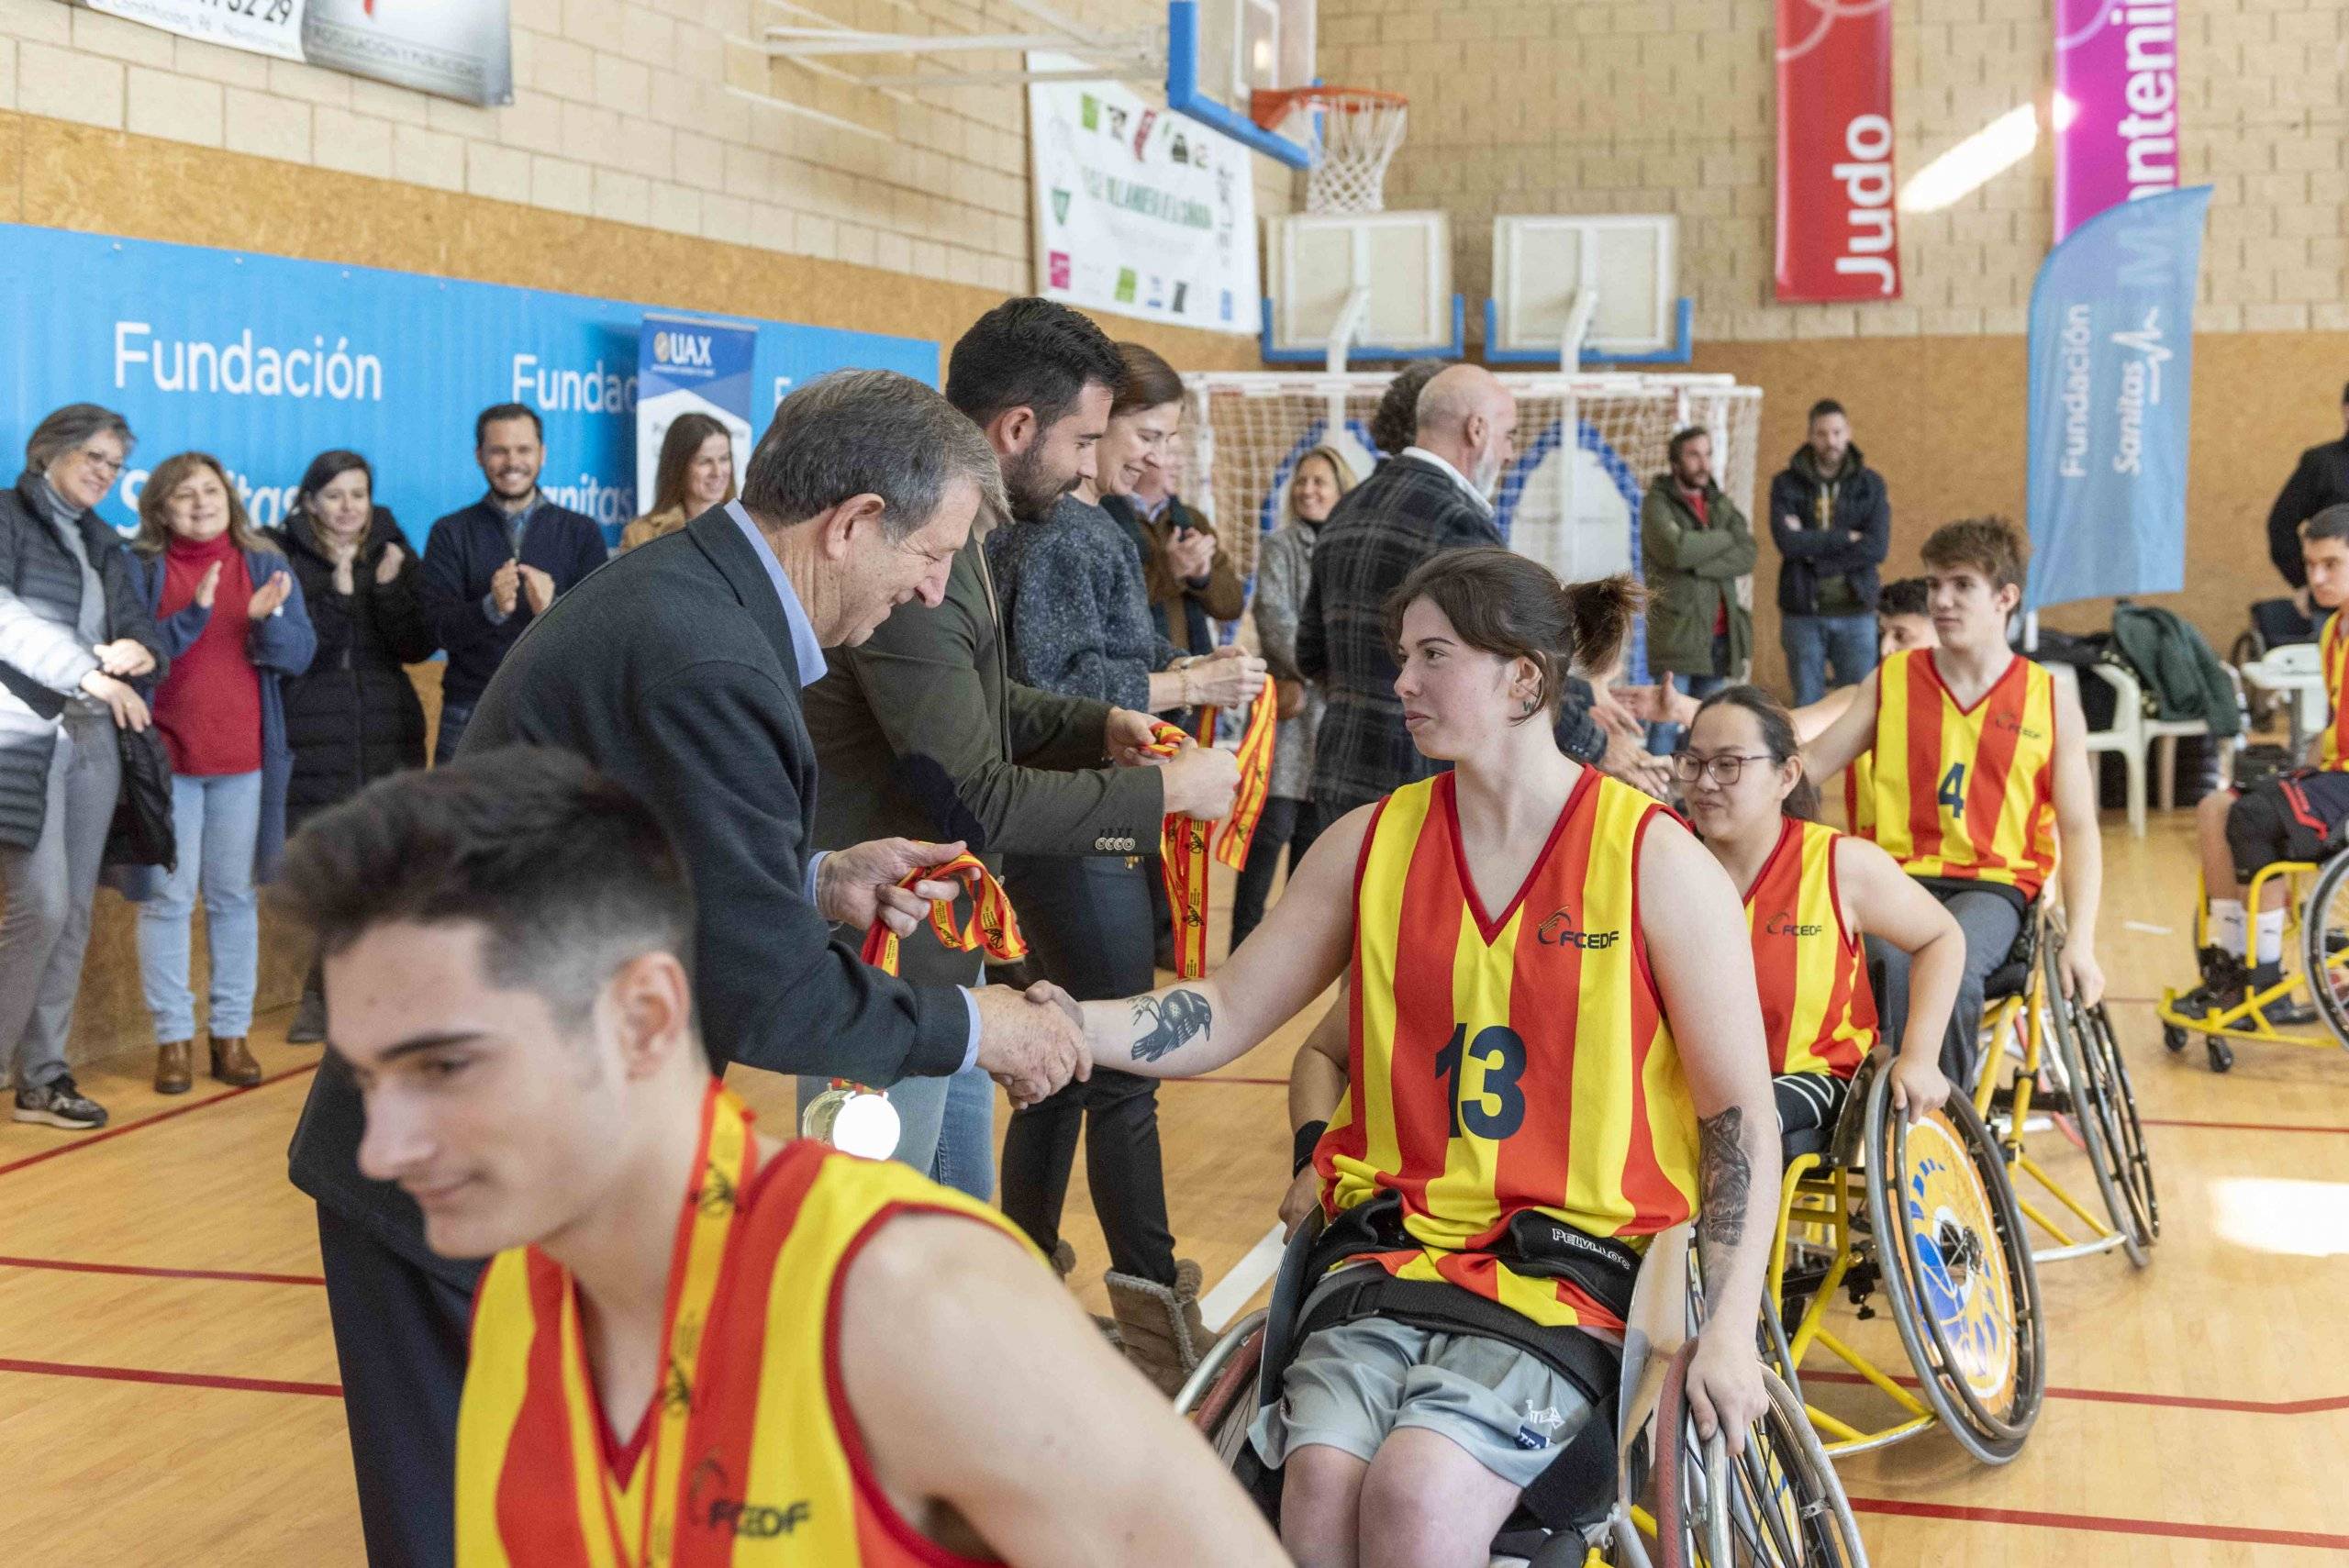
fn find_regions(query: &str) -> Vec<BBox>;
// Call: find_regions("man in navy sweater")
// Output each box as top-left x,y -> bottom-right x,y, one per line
419,404 -> 607,761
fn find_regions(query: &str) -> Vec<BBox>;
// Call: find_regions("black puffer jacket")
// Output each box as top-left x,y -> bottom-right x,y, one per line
269,508 -> 437,830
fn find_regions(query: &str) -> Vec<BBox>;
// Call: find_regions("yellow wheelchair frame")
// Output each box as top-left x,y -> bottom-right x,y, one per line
2154,862 -> 2349,1073
1765,1055 -> 2045,1467
1974,905 -> 2157,1267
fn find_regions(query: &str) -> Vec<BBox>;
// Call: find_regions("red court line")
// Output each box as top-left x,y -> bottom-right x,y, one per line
0,1355 -> 340,1400
2139,1116 -> 2349,1136
1804,1368 -> 2349,1416
0,1254 -> 325,1287
0,1061 -> 318,1181
1846,1496 -> 2349,1552
1190,1075 -> 1287,1086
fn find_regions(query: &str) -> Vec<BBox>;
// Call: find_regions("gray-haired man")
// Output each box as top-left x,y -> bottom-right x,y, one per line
286,369 -> 1088,1568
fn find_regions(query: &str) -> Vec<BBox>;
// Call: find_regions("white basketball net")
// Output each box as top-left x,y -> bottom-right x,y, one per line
1300,91 -> 1408,216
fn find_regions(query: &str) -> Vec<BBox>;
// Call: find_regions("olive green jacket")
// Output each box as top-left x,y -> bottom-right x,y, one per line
1640,476 -> 1755,678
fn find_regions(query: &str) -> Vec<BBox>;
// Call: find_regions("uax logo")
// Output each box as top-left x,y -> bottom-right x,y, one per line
652,331 -> 715,369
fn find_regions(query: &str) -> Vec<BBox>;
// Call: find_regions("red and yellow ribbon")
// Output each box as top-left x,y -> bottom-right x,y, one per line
857,851 -> 1028,977
1212,679 -> 1279,873
1141,678 -> 1277,977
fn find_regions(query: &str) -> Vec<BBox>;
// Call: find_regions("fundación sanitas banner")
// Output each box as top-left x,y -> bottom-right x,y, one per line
2023,185 -> 2212,611
1027,50 -> 1258,334
1773,0 -> 1901,303
82,0 -> 515,106
635,314 -> 756,518
2053,0 -> 2180,241
0,224 -> 935,550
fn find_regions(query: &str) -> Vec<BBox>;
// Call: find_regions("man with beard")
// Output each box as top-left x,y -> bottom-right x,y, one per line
418,404 -> 608,762
1299,364 -> 1545,817
1767,399 -> 1890,707
800,297 -> 1240,1195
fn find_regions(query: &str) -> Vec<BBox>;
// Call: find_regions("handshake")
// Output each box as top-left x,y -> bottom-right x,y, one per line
972,980 -> 1091,1106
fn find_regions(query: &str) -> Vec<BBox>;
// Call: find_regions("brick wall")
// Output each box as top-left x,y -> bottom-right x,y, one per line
1315,0 -> 2348,343
1,0 -> 1291,298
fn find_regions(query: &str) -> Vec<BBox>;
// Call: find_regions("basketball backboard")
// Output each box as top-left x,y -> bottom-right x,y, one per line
1166,0 -> 1316,168
1487,215 -> 1692,364
1264,211 -> 1461,364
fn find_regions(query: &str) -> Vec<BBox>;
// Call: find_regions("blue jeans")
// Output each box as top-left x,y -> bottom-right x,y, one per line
1648,632 -> 1733,755
1780,612 -> 1877,707
136,771 -> 262,1043
796,1058 -> 997,1204
433,700 -> 473,766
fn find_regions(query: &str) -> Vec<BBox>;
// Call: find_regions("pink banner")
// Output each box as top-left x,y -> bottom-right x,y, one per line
2054,1 -> 2180,240
1775,0 -> 1901,303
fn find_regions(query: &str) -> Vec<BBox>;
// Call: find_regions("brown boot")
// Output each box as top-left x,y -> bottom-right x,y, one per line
153,1040 -> 193,1095
1104,1259 -> 1217,1398
208,1034 -> 262,1088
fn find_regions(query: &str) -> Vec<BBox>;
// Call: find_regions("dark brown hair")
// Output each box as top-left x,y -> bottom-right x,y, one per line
1921,516 -> 2029,592
648,412 -> 736,518
1111,341 -> 1184,417
133,451 -> 278,558
1693,684 -> 1820,821
1383,547 -> 1644,722
1370,361 -> 1447,458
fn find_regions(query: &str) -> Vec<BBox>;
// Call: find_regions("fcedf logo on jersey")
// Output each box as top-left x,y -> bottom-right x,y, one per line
1535,907 -> 1620,950
1765,910 -> 1824,938
651,329 -> 715,368
1987,711 -> 2047,741
686,1459 -> 814,1539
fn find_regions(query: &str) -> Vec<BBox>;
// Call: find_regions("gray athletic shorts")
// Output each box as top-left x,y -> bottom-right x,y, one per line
1247,1271 -> 1602,1491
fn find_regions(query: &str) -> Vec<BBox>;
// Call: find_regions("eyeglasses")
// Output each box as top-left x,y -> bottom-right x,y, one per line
1670,751 -> 1775,785
75,448 -> 125,477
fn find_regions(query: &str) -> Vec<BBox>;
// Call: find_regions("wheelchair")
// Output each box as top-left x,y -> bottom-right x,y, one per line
2155,856 -> 2349,1072
1972,900 -> 2158,1267
1180,1216 -> 1867,1566
1767,1050 -> 2045,1467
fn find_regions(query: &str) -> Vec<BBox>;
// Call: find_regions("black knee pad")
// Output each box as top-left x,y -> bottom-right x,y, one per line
2226,786 -> 2294,884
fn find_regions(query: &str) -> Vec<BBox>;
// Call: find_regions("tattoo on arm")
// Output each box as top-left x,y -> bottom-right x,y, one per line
1130,990 -> 1213,1062
1697,1106 -> 1751,1250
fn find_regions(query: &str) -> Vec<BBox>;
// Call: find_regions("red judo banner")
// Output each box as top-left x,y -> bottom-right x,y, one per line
1775,0 -> 1901,303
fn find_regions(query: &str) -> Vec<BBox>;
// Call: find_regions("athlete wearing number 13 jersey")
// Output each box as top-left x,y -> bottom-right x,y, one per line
1315,769 -> 1703,1334
1867,647 -> 2059,899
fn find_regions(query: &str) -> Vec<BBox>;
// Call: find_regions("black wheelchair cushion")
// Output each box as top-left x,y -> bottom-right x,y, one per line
1982,958 -> 2030,1002
1780,1120 -> 1834,1165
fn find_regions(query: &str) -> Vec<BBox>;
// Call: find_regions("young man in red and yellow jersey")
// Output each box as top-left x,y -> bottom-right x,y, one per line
279,746 -> 1286,1568
2176,503 -> 2349,1018
1802,518 -> 2103,1087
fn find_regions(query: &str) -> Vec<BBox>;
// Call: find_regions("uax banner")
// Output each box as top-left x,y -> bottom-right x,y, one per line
1774,0 -> 1901,303
2054,0 -> 2181,241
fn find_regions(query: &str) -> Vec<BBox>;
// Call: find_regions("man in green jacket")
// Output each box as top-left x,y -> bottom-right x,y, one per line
1640,426 -> 1756,753
801,298 -> 1241,1199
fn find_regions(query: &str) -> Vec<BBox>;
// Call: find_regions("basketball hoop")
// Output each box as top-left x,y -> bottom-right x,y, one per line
1251,85 -> 1408,216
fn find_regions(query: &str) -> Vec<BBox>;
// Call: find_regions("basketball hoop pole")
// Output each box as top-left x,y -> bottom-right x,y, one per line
1559,288 -> 1598,372
1327,285 -> 1373,374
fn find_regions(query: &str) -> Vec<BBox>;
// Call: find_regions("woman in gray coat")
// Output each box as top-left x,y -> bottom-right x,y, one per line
0,405 -> 168,1131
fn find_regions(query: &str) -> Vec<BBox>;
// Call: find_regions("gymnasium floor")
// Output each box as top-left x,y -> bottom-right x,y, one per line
4,815 -> 2346,1565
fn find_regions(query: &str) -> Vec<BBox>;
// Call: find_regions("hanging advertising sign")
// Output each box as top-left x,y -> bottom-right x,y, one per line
2054,0 -> 2181,241
1774,0 -> 1902,303
1027,50 -> 1259,334
82,0 -> 515,106
635,314 -> 757,521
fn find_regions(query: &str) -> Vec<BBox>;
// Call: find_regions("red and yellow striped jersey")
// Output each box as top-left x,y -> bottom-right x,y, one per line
1840,751 -> 1876,840
2319,610 -> 2348,770
1868,649 -> 2059,898
1742,818 -> 1876,1080
457,1085 -> 1020,1568
1315,769 -> 1702,1335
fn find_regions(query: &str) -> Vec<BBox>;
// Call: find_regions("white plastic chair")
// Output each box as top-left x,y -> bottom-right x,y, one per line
2047,661 -> 2208,838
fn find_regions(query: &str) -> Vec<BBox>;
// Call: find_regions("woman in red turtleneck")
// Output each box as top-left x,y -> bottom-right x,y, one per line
122,453 -> 314,1095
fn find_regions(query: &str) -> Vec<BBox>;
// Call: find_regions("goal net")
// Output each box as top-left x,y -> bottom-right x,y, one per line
1183,371 -> 1765,684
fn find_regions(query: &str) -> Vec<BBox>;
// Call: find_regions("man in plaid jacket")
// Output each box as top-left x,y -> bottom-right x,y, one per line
1297,365 -> 1618,817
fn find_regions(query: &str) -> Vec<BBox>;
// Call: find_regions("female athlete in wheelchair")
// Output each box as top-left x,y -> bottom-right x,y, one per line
1026,550 -> 1860,1566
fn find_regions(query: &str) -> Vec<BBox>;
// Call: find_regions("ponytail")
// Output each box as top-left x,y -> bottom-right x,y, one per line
1560,573 -> 1645,683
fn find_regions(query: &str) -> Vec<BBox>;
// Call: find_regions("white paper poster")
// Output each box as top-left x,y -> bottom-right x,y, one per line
83,0 -> 513,106
1027,51 -> 1259,335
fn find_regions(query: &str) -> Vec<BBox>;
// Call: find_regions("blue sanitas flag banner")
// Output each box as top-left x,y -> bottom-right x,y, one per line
0,224 -> 934,551
2024,184 -> 2212,611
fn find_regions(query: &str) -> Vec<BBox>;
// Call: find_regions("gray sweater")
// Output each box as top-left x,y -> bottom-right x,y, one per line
1252,518 -> 1322,801
986,494 -> 1176,706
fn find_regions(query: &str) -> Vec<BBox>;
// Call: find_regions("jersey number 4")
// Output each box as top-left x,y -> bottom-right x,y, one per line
1937,762 -> 1966,817
1436,1023 -> 1527,1139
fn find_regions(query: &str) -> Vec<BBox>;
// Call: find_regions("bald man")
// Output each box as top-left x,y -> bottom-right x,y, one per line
1296,366 -> 1533,817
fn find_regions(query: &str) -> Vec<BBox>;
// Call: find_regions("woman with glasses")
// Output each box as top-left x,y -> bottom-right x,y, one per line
1676,685 -> 1957,1157
0,405 -> 168,1131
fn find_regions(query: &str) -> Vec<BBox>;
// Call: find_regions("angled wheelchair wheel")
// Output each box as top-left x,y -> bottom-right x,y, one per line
1181,1308 -> 1266,1468
2301,851 -> 2349,1051
2038,936 -> 2155,1266
1654,1342 -> 1868,1568
1864,1077 -> 2045,1465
